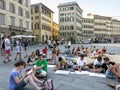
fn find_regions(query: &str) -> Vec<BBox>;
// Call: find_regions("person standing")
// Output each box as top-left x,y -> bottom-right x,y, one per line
23,39 -> 29,58
1,37 -> 5,56
15,38 -> 22,60
3,36 -> 12,63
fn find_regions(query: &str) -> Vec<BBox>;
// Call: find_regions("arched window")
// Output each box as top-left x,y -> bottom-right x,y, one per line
65,17 -> 69,22
70,17 -> 74,21
65,25 -> 69,30
60,17 -> 64,22
60,26 -> 64,30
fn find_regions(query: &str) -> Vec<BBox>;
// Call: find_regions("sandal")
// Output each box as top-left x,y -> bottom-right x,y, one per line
41,78 -> 47,86
107,83 -> 117,88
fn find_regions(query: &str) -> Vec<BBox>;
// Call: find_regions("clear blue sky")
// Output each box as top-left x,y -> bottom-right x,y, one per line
31,0 -> 120,23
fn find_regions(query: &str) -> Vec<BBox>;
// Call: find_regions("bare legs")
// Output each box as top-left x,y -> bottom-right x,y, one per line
15,52 -> 22,60
24,74 -> 42,90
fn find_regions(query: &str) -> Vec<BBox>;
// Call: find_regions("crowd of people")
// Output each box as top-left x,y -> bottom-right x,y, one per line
0,37 -> 120,90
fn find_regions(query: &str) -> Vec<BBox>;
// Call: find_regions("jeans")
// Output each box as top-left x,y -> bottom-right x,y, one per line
106,69 -> 116,79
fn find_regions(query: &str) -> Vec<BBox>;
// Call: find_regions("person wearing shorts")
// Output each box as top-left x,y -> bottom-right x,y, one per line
9,60 -> 44,90
34,54 -> 48,78
3,36 -> 12,63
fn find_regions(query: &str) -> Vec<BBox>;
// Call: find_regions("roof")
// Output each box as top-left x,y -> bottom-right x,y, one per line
31,2 -> 54,13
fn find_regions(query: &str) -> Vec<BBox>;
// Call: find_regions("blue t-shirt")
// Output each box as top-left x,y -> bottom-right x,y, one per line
9,69 -> 22,90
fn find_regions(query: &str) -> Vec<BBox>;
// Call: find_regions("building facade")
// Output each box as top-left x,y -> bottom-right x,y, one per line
82,18 -> 94,40
58,2 -> 83,43
0,0 -> 31,37
86,14 -> 120,42
53,22 -> 59,40
31,3 -> 54,43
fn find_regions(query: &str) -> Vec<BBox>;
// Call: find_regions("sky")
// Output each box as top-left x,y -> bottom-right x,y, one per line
31,0 -> 120,23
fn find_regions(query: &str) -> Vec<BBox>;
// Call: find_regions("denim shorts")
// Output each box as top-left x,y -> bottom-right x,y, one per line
106,69 -> 116,79
14,80 -> 26,90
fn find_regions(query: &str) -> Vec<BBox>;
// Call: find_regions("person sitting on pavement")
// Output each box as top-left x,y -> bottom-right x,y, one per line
102,57 -> 115,73
34,54 -> 48,78
89,56 -> 115,73
48,51 -> 58,65
73,54 -> 88,72
93,56 -> 104,68
42,47 -> 48,58
35,49 -> 40,59
27,51 -> 36,65
72,47 -> 76,55
106,63 -> 120,80
65,46 -> 70,56
55,57 -> 68,71
89,49 -> 101,59
9,60 -> 44,90
102,46 -> 107,54
88,56 -> 104,73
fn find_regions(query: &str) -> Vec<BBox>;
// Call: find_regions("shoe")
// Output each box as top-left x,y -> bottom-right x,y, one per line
8,60 -> 11,62
3,61 -> 7,63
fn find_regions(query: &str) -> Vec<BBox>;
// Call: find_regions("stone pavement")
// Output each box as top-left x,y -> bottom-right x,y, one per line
0,44 -> 117,90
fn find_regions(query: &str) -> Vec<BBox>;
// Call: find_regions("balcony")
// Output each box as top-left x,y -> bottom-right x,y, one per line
9,25 -> 26,32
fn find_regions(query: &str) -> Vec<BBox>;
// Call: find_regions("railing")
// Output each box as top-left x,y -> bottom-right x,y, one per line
9,25 -> 26,31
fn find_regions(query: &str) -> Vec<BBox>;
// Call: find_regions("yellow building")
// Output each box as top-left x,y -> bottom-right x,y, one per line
31,3 -> 54,42
52,22 -> 59,40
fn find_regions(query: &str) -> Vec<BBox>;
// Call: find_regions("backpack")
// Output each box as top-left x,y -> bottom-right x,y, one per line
2,40 -> 5,49
45,79 -> 54,90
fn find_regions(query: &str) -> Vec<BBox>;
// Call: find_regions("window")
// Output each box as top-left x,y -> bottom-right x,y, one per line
35,5 -> 39,13
60,18 -> 64,22
65,17 -> 69,22
0,0 -> 6,9
25,11 -> 30,18
9,3 -> 15,13
70,17 -> 74,21
18,7 -> 23,16
35,22 -> 39,29
26,0 -> 29,7
10,16 -> 15,26
18,0 -> 22,4
35,16 -> 39,19
19,19 -> 23,27
70,25 -> 74,30
70,7 -> 74,10
26,21 -> 29,29
32,23 -> 33,29
0,13 -> 5,24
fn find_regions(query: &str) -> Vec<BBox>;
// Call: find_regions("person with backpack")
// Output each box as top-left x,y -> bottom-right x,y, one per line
1,37 -> 5,56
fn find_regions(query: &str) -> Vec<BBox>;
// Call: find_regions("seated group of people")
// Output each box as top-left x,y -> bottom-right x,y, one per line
9,53 -> 48,90
27,47 -> 48,65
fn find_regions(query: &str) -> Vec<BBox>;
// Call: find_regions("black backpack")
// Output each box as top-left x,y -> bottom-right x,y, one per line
2,40 -> 5,49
